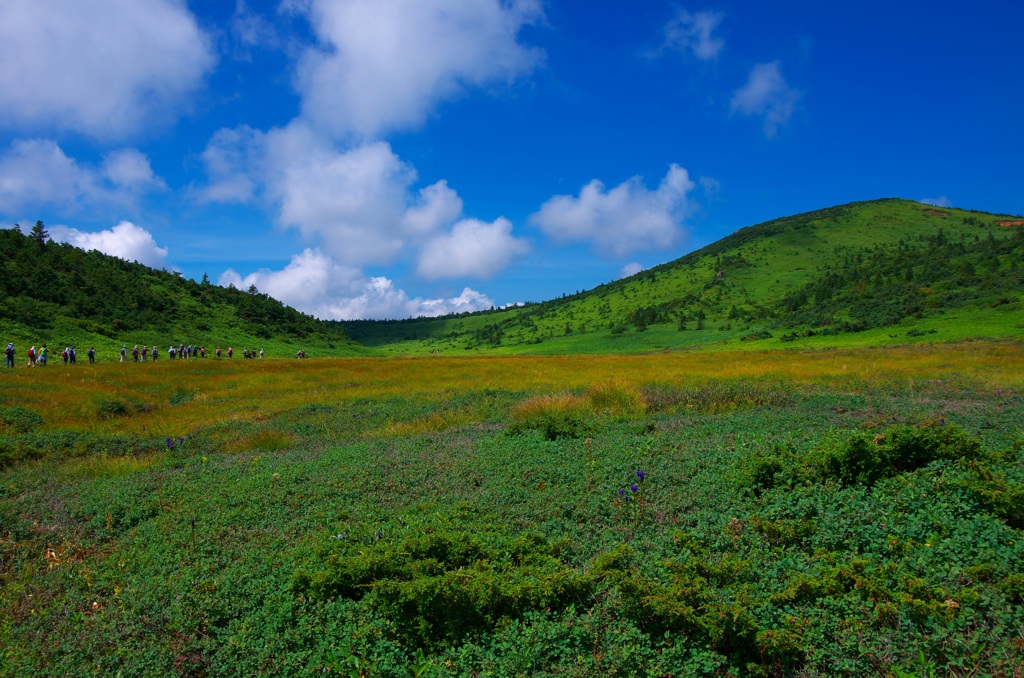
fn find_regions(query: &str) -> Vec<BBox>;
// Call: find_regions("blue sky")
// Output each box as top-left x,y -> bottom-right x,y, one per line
1,1 -> 1021,319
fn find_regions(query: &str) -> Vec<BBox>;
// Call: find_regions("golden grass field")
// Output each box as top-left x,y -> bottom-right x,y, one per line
2,340 -> 1020,437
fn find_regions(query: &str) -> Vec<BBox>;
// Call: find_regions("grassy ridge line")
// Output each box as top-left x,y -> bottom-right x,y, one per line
1,341 -> 1021,435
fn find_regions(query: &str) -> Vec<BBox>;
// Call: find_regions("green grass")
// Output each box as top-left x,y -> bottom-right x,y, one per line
1,353 -> 1022,676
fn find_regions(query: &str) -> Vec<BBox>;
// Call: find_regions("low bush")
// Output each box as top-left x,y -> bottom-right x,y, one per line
293,516 -> 591,647
0,406 -> 43,434
507,393 -> 593,440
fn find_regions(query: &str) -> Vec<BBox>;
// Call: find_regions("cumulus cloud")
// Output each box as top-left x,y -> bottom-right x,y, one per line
730,61 -> 801,138
267,130 -> 415,265
619,262 -> 644,278
401,181 -> 464,236
49,221 -> 169,268
0,0 -> 214,139
919,196 -> 952,208
662,9 -> 724,60
294,0 -> 543,138
199,124 -> 529,277
530,164 -> 696,258
0,139 -> 164,214
219,248 -> 494,319
417,217 -> 530,280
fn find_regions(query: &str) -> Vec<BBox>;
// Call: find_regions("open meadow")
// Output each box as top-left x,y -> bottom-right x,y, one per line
2,342 -> 1023,676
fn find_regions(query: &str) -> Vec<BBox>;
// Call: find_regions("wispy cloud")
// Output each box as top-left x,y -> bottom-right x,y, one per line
730,61 -> 801,138
662,9 -> 724,61
919,196 -> 952,208
0,139 -> 165,215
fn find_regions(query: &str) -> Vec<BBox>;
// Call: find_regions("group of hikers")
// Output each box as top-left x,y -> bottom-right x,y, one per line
3,342 -> 306,367
116,344 -> 264,362
6,343 -> 94,367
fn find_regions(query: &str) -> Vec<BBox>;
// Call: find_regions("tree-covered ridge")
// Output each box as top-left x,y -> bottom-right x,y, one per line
0,225 -> 354,352
340,199 -> 1024,352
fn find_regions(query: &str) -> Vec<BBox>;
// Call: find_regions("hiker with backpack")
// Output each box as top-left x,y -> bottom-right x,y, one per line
4,343 -> 13,368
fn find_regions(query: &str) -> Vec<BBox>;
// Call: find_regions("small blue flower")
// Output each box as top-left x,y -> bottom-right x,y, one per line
623,495 -> 631,502
636,471 -> 645,480
618,488 -> 626,496
630,484 -> 639,492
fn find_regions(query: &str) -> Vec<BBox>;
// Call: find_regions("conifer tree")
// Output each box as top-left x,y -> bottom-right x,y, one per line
29,220 -> 48,246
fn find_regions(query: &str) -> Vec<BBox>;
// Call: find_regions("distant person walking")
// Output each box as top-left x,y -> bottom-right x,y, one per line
227,347 -> 233,358
27,346 -> 36,367
120,345 -> 127,362
39,345 -> 47,366
69,346 -> 76,364
88,347 -> 95,364
4,343 -> 14,368
259,348 -> 264,359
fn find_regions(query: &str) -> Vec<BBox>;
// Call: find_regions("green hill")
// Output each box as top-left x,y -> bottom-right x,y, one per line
340,199 -> 1024,354
3,199 -> 1022,358
0,224 -> 361,358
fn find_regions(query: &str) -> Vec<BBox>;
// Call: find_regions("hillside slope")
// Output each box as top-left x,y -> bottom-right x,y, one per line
340,199 -> 1024,354
0,225 -> 361,358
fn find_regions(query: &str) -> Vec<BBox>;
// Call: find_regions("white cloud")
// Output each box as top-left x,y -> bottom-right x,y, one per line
0,139 -> 164,214
49,221 -> 169,268
530,164 -> 696,258
197,126 -> 267,204
663,9 -> 724,60
199,124 -> 528,279
919,196 -> 952,208
417,217 -> 530,280
219,248 -> 494,320
0,0 -> 214,139
620,262 -> 644,278
294,0 -> 543,138
730,61 -> 801,138
402,181 -> 464,236
267,129 -> 415,265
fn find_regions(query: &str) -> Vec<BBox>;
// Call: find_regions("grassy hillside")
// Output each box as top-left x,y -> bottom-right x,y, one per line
0,225 -> 363,359
341,199 -> 1024,354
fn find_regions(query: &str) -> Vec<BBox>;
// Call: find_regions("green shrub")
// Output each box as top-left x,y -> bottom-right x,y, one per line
808,422 -> 984,486
293,519 -> 591,647
0,406 -> 43,434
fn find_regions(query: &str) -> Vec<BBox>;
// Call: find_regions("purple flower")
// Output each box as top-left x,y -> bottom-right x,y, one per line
618,488 -> 626,496
178,437 -> 184,443
636,471 -> 645,480
623,495 -> 631,502
630,484 -> 640,492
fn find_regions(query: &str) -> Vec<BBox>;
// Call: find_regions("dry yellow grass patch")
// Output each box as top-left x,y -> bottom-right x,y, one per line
1,341 -> 1020,435
374,410 -> 475,438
